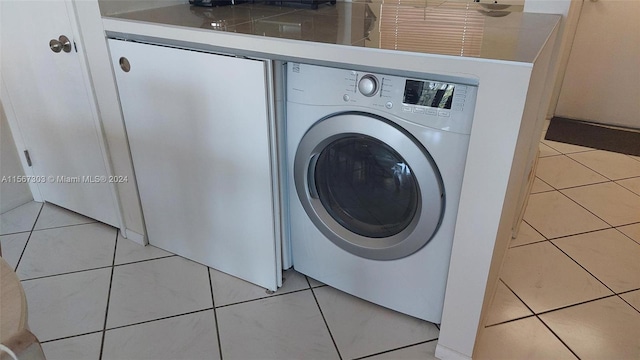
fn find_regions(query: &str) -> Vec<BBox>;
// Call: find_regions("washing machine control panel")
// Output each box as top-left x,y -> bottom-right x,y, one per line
288,63 -> 477,134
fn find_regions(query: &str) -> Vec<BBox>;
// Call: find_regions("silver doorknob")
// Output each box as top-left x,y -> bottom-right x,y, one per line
49,35 -> 72,53
59,35 -> 72,53
50,39 -> 62,53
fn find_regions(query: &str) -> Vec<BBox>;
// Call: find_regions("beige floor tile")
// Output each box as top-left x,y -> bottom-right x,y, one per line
313,286 -> 439,359
484,281 -> 533,326
210,267 -> 309,307
103,311 -> 220,360
568,150 -> 640,180
41,333 -> 102,360
561,182 -> 640,227
0,201 -> 42,235
511,221 -> 545,247
535,155 -> 608,189
616,177 -> 640,196
114,236 -> 173,265
33,202 -> 96,231
540,296 -> 640,360
552,229 -> 640,293
22,268 -> 111,342
617,223 -> 640,244
530,177 -> 554,193
17,223 -> 117,280
474,317 -> 577,360
107,256 -> 213,328
0,232 -> 29,270
538,143 -> 560,157
620,290 -> 640,312
523,191 -> 609,239
216,290 -> 339,360
500,242 -> 612,313
541,139 -> 595,154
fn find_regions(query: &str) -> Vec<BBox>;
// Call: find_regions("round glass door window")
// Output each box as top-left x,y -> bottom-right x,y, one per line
294,113 -> 444,260
314,136 -> 418,238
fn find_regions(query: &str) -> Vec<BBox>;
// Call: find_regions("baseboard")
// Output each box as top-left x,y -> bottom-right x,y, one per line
121,229 -> 146,246
545,117 -> 640,156
435,343 -> 472,360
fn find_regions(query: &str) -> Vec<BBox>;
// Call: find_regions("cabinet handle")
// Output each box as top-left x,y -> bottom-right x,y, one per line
119,57 -> 131,72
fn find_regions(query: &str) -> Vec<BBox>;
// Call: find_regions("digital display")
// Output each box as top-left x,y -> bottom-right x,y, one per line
403,80 -> 455,109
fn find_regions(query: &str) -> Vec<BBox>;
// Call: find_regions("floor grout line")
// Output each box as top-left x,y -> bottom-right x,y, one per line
208,268 -> 224,360
30,220 -> 99,233
113,254 -> 177,268
39,330 -> 104,344
13,202 -> 44,271
617,293 -> 640,315
98,229 -> 119,360
213,287 -> 311,309
353,339 -> 439,360
309,280 -> 343,360
19,264 -> 115,282
102,307 -> 216,333
548,240 -> 617,294
536,314 -> 582,360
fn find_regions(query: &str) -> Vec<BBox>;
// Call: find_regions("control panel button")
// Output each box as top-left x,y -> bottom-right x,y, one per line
343,94 -> 350,102
402,106 -> 412,112
453,106 -> 464,111
426,109 -> 438,116
413,107 -> 425,114
385,101 -> 393,109
358,75 -> 378,97
438,110 -> 450,117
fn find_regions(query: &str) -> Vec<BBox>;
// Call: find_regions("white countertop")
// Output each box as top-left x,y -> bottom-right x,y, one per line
102,1 -> 560,79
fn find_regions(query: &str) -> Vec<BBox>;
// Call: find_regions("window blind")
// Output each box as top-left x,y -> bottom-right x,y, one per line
379,1 -> 485,57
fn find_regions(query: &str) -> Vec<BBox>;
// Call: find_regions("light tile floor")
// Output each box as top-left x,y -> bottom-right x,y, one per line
2,128 -> 639,359
0,202 -> 439,360
476,127 -> 640,359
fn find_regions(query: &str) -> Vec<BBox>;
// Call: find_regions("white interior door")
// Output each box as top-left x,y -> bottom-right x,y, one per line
555,0 -> 640,129
109,39 -> 281,290
0,1 -> 119,226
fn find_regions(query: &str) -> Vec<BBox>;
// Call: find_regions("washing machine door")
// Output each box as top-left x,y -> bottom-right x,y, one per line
294,112 -> 444,260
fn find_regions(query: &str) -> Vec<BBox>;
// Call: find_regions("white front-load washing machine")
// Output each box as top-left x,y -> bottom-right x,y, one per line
286,63 -> 477,323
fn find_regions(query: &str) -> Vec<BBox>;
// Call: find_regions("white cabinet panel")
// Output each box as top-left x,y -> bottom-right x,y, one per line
0,1 -> 119,227
109,39 -> 280,290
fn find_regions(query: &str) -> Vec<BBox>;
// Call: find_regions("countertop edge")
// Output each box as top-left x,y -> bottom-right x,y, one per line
102,16 -> 539,83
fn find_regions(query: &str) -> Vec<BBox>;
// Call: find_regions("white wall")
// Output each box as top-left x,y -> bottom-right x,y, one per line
524,0 -> 582,119
0,100 -> 33,213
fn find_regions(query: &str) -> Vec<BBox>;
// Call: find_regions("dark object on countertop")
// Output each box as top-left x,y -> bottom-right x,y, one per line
545,117 -> 640,156
189,0 -> 246,7
261,0 -> 336,9
191,0 -> 335,8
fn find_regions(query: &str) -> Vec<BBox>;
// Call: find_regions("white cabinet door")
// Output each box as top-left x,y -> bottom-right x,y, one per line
556,0 -> 640,128
109,39 -> 281,290
0,1 -> 119,227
